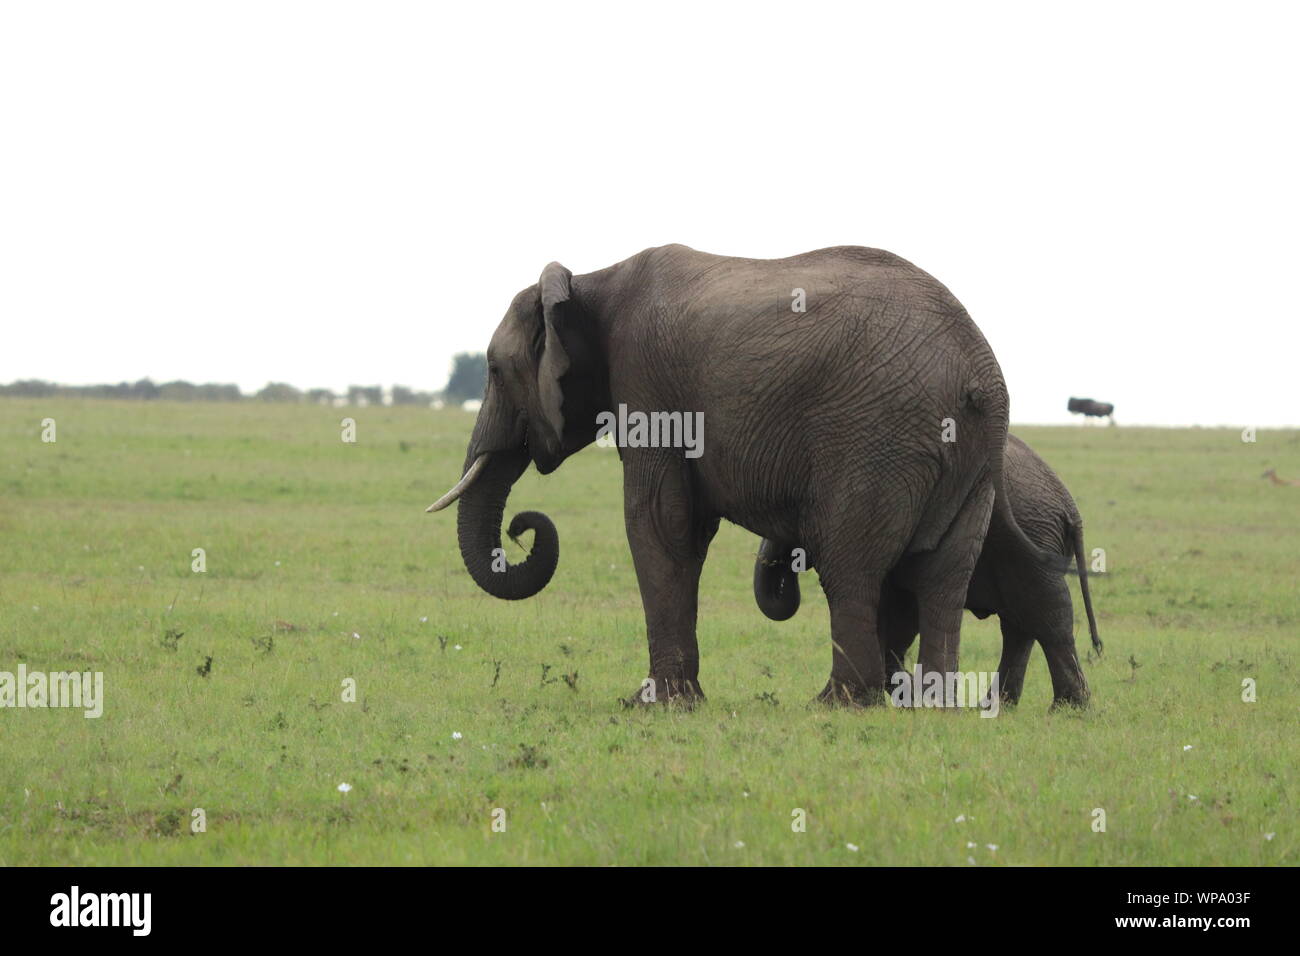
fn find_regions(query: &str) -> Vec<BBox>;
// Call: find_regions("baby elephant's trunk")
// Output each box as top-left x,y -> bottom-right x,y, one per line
754,539 -> 801,621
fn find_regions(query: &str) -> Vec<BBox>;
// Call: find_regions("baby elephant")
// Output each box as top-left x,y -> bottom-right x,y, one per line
754,434 -> 1102,708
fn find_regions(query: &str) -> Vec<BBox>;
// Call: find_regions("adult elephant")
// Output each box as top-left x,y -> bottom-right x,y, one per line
754,434 -> 1103,707
428,244 -> 1055,706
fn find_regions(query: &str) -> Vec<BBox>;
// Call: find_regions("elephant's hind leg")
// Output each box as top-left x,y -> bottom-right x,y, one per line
809,470 -> 923,706
1000,576 -> 1090,709
816,564 -> 888,707
811,495 -> 923,706
912,481 -> 996,709
994,619 -> 1035,706
1038,593 -> 1090,709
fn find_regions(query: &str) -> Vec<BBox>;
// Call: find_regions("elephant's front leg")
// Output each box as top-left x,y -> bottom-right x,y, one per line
621,451 -> 718,705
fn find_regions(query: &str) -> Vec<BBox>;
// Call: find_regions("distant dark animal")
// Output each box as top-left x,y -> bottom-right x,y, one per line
1262,468 -> 1300,487
1068,397 -> 1114,420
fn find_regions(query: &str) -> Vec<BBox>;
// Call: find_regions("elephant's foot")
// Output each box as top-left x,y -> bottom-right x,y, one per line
1045,673 -> 1090,711
985,683 -> 1022,710
621,675 -> 705,709
1048,690 -> 1090,712
1041,645 -> 1091,712
815,678 -> 885,709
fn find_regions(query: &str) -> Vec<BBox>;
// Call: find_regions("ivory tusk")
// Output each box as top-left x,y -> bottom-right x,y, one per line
425,453 -> 489,513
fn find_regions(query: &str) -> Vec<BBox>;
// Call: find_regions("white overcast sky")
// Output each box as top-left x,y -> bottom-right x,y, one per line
2,1 -> 1296,425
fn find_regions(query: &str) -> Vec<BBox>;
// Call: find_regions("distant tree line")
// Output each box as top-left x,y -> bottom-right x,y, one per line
0,353 -> 489,406
0,379 -> 244,401
443,352 -> 488,403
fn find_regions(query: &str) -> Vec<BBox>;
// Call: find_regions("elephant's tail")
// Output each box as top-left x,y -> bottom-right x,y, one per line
1070,520 -> 1103,655
972,377 -> 1072,575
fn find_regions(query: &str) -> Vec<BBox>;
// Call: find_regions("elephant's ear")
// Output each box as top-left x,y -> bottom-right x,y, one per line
537,261 -> 572,447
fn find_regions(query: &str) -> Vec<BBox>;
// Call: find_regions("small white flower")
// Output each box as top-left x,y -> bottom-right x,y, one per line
1188,794 -> 1198,801
419,616 -> 428,623
742,791 -> 750,797
1265,832 -> 1275,841
352,632 -> 361,640
967,841 -> 976,848
454,644 -> 463,650
986,844 -> 998,851
451,731 -> 463,740
274,560 -> 281,567
1183,744 -> 1193,752
337,783 -> 352,794
955,814 -> 966,823
333,611 -> 339,617
734,841 -> 745,849
32,606 -> 39,612
845,843 -> 859,852
967,856 -> 977,865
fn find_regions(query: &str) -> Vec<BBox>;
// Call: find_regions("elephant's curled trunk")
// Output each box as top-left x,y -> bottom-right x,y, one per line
439,450 -> 559,600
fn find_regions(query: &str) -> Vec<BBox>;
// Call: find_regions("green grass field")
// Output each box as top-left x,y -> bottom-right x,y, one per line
0,399 -> 1295,865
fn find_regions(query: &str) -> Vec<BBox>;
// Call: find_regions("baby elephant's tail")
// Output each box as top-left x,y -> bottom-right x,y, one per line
1071,521 -> 1103,654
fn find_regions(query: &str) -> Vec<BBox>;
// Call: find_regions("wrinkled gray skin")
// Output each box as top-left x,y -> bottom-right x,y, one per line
755,434 -> 1102,707
430,244 -> 1058,706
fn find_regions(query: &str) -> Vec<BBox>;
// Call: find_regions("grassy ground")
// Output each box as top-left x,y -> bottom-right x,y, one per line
0,399 -> 1295,865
